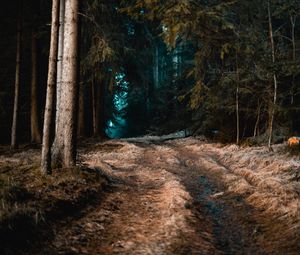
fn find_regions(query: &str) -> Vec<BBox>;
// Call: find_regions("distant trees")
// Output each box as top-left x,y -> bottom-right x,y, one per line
30,31 -> 42,144
9,0 -> 46,148
11,0 -> 22,149
124,0 -> 300,144
81,0 -> 124,137
267,1 -> 278,151
2,0 -> 300,172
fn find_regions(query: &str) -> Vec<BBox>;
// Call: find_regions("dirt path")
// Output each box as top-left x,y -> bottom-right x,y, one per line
41,139 -> 292,255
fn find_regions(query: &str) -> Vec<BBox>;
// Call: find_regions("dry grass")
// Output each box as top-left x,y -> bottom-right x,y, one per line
220,145 -> 300,254
183,140 -> 300,254
93,137 -> 300,253
1,138 -> 298,254
0,175 -> 44,253
0,147 -> 106,254
81,140 -> 222,254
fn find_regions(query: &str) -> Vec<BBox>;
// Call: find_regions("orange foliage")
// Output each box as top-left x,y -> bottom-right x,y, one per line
287,137 -> 300,147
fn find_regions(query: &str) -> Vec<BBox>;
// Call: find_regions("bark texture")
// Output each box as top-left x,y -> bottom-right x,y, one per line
95,83 -> 102,136
267,2 -> 278,151
30,32 -> 42,144
77,82 -> 85,138
235,50 -> 240,145
290,14 -> 296,105
92,76 -> 105,137
253,99 -> 261,138
41,0 -> 60,174
52,0 -> 65,163
92,78 -> 97,136
61,0 -> 79,167
11,4 -> 22,149
153,46 -> 159,89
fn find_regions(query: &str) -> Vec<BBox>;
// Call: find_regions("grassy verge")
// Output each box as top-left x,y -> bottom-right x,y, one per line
0,147 -> 106,254
217,144 -> 300,254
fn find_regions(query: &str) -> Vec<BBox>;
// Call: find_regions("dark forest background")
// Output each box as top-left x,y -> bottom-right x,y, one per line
0,0 -> 300,145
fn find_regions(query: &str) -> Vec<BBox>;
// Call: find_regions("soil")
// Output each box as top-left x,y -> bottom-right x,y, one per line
42,139 -> 268,255
1,138 -> 299,255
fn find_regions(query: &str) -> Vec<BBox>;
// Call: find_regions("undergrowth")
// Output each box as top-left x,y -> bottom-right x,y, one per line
0,151 -> 106,254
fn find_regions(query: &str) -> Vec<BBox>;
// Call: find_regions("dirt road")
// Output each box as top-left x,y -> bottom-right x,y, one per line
43,138 -> 300,255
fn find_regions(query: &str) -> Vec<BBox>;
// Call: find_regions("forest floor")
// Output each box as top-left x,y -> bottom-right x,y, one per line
0,136 -> 299,254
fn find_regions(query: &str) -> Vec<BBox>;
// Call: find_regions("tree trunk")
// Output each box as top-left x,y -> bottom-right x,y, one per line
290,15 -> 296,105
61,0 -> 79,167
99,78 -> 107,138
235,50 -> 240,145
41,0 -> 60,174
253,99 -> 261,138
95,83 -> 101,135
52,0 -> 65,164
268,75 -> 277,151
92,78 -> 97,136
77,82 -> 85,137
30,31 -> 42,144
236,83 -> 240,144
11,2 -> 22,149
153,46 -> 159,89
56,0 -> 65,127
267,2 -> 278,151
77,6 -> 84,138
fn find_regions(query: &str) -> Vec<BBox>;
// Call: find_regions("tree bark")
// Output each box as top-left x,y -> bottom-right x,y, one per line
11,2 -> 22,149
91,73 -> 106,138
95,82 -> 102,135
41,0 -> 60,174
236,83 -> 240,144
52,0 -> 65,164
61,0 -> 79,167
76,5 -> 83,138
290,14 -> 296,105
153,46 -> 159,89
30,31 -> 42,144
92,78 -> 97,136
267,2 -> 278,151
235,49 -> 240,145
253,99 -> 261,138
56,0 -> 65,126
77,82 -> 85,137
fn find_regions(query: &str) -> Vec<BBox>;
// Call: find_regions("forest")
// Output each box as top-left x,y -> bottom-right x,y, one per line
0,0 -> 299,254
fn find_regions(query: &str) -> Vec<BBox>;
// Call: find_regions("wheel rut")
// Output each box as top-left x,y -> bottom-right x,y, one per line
43,140 -> 263,255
